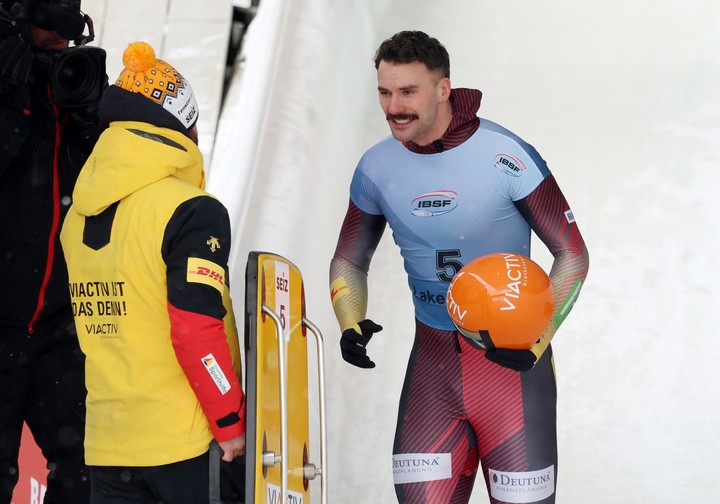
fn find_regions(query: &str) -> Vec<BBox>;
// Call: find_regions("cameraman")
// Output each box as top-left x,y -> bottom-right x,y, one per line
0,1 -> 105,502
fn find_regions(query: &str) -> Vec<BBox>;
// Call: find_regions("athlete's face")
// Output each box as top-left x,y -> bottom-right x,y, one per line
377,60 -> 451,145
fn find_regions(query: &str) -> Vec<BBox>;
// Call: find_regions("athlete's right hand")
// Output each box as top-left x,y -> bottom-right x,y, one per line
340,319 -> 383,369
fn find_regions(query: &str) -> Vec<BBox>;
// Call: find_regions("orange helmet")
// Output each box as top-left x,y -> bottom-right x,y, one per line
446,253 -> 554,350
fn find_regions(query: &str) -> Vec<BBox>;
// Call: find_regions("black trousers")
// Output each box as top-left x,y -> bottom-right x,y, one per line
0,310 -> 90,504
89,451 -> 245,504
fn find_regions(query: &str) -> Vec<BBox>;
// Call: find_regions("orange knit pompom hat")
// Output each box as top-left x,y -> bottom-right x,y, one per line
114,41 -> 198,130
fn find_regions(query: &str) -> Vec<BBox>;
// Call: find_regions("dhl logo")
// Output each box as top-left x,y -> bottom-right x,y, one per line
192,266 -> 224,285
187,258 -> 226,293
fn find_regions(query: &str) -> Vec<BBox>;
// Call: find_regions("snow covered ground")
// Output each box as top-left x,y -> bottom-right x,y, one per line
83,1 -> 720,502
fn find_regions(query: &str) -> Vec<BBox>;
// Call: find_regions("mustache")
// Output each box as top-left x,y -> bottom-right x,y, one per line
386,113 -> 418,122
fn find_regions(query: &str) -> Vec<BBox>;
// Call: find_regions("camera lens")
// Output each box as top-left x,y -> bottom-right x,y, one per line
49,46 -> 107,108
57,53 -> 89,89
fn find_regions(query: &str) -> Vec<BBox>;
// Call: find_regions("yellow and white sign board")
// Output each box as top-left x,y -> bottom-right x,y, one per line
244,252 -> 311,503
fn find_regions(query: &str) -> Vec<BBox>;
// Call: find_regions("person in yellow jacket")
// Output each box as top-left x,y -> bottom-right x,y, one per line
60,41 -> 245,504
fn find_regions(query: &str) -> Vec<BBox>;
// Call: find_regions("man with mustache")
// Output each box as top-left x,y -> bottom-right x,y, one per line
329,30 -> 589,503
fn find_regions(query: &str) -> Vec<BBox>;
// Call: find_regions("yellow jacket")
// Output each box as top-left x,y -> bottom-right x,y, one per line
61,121 -> 244,466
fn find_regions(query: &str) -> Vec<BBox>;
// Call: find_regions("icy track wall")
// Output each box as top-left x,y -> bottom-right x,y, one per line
208,1 -> 720,502
208,2 -> 406,502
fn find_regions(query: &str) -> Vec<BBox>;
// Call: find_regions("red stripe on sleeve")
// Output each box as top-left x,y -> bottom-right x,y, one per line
168,301 -> 245,441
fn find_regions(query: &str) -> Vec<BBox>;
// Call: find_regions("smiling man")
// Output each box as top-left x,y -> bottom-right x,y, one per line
377,59 -> 452,145
329,30 -> 590,503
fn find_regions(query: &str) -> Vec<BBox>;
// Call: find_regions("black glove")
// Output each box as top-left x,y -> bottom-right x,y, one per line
340,319 -> 383,369
0,36 -> 33,111
485,348 -> 537,372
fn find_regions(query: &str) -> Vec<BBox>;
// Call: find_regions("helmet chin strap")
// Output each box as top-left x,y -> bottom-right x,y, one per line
477,330 -> 495,350
456,326 -> 495,350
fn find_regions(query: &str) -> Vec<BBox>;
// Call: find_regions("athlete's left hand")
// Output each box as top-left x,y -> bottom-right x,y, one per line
485,348 -> 537,371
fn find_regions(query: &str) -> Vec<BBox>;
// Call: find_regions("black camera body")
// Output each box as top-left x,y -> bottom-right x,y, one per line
34,45 -> 106,108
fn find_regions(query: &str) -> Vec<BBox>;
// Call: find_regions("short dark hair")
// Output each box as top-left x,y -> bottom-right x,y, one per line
373,30 -> 450,78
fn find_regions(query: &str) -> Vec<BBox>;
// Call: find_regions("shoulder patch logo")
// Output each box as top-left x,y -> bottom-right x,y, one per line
564,209 -> 575,224
494,154 -> 526,177
187,257 -> 226,293
411,190 -> 458,217
207,236 -> 221,252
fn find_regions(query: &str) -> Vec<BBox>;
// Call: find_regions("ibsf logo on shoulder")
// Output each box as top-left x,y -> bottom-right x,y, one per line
411,190 -> 457,217
495,154 -> 526,177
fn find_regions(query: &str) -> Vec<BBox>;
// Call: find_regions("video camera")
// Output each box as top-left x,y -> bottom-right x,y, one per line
0,0 -> 106,108
34,43 -> 106,108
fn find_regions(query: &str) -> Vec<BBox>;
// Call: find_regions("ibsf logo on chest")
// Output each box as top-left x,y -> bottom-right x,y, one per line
494,154 -> 526,177
411,190 -> 458,217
